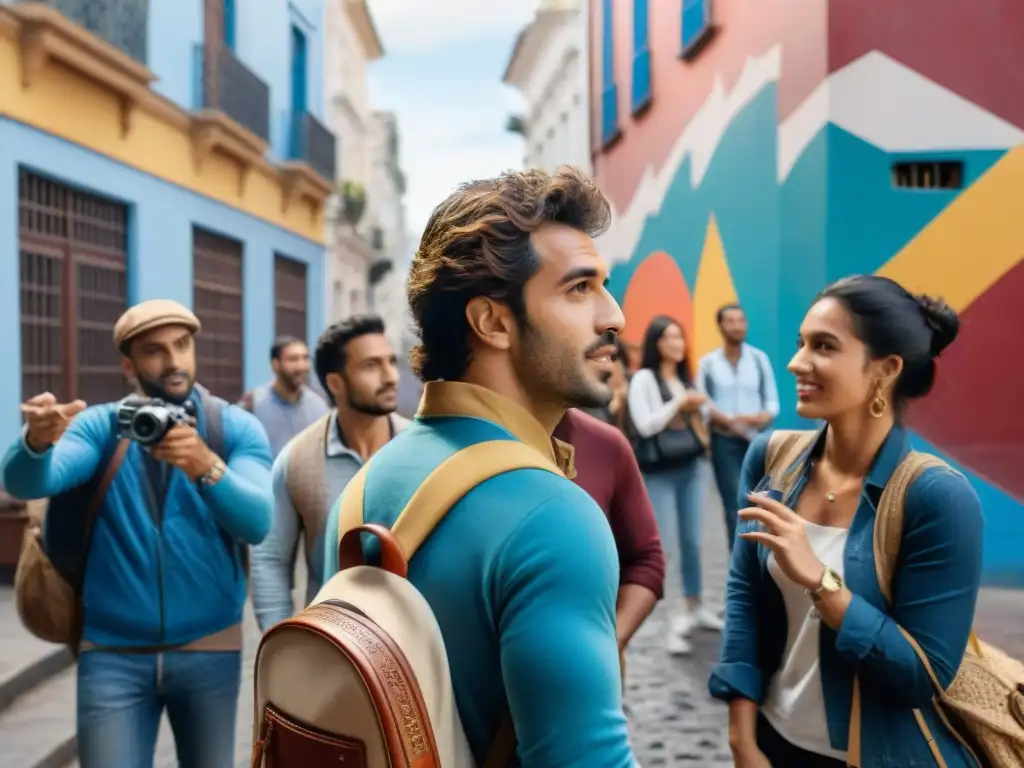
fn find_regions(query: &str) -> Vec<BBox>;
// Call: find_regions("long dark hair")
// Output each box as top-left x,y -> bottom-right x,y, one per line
640,315 -> 692,386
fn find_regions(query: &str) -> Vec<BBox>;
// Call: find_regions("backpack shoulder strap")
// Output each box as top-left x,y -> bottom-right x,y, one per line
195,384 -> 227,460
873,451 -> 957,604
765,429 -> 816,485
755,350 -> 768,410
238,390 -> 255,412
337,439 -> 561,560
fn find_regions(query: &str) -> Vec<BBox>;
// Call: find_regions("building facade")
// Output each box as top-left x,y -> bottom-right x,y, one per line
364,110 -> 419,416
589,0 -> 1024,584
0,0 -> 335,437
365,111 -> 410,349
503,0 -> 591,174
323,0 -> 383,323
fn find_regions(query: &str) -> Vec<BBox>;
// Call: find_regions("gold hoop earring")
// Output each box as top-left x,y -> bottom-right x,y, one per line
869,386 -> 887,419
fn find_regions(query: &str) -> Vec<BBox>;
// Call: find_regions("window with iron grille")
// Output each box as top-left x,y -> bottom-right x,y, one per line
192,227 -> 244,402
274,254 -> 307,343
18,169 -> 129,406
892,161 -> 964,190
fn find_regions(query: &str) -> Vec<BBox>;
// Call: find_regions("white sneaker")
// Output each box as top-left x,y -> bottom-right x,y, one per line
672,605 -> 724,635
667,632 -> 692,656
693,606 -> 724,632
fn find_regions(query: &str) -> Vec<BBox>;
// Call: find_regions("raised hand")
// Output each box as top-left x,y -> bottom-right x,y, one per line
20,392 -> 87,453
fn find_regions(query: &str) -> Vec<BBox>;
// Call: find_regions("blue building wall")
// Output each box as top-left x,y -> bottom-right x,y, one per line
146,0 -> 326,163
0,118 -> 325,446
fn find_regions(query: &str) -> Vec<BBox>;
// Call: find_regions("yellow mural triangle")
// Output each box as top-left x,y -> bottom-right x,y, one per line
693,214 -> 740,363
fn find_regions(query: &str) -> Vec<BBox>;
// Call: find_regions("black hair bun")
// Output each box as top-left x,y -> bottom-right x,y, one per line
915,294 -> 959,356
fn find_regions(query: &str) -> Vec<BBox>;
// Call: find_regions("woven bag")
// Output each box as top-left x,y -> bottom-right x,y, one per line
875,453 -> 1024,767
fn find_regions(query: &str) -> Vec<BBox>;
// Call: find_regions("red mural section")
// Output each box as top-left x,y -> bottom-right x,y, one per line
829,0 -> 1024,129
906,261 -> 1024,500
620,251 -> 695,374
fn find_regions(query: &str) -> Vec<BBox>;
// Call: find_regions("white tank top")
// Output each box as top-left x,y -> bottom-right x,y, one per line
761,521 -> 849,760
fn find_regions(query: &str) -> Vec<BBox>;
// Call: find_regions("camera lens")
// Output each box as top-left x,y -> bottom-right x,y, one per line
133,414 -> 158,440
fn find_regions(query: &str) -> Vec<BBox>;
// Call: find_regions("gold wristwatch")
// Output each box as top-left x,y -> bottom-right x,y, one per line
198,458 -> 226,488
807,567 -> 843,602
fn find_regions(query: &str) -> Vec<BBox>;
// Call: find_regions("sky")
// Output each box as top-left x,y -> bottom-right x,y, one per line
366,0 -> 538,245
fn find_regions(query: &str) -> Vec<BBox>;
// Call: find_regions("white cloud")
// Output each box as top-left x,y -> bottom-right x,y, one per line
368,0 -> 537,54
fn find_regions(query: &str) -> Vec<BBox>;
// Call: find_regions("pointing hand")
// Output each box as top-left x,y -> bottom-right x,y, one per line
20,392 -> 87,453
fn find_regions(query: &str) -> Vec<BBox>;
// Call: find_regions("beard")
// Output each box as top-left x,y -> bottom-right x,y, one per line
345,384 -> 397,416
136,370 -> 195,405
515,323 -> 614,410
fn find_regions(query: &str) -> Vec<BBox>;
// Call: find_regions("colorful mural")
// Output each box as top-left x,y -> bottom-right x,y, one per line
591,0 -> 1024,584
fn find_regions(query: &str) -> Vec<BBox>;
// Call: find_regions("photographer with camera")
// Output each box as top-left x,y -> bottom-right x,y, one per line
2,299 -> 274,768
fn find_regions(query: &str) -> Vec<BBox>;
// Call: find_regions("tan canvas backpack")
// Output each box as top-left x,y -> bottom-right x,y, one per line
251,439 -> 562,768
766,431 -> 1024,767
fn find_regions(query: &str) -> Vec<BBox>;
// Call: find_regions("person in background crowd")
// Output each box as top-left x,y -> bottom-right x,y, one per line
238,336 -> 328,459
250,315 -> 409,632
697,304 -> 779,549
321,167 -> 637,766
2,299 -> 273,768
579,338 -> 630,431
553,406 -> 665,687
629,316 -> 719,656
711,276 -> 981,767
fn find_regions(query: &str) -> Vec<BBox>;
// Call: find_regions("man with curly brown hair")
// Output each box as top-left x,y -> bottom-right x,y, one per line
322,167 -> 636,767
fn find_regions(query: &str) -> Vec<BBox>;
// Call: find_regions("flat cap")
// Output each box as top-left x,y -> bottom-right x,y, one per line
113,299 -> 201,349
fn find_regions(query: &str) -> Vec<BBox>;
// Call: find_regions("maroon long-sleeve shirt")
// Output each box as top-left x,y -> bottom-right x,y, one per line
553,409 -> 665,598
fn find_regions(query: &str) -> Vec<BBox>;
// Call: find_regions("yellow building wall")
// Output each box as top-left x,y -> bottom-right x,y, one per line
0,27 -> 326,244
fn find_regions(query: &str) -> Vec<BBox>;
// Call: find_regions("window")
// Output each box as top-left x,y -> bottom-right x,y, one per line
681,0 -> 713,59
274,255 -> 308,342
632,0 -> 652,113
289,24 -> 309,158
892,161 -> 964,190
192,228 -> 244,401
223,0 -> 236,50
601,0 -> 619,146
18,170 -> 129,405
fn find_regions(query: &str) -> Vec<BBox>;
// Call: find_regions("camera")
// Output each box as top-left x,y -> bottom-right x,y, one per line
117,395 -> 196,446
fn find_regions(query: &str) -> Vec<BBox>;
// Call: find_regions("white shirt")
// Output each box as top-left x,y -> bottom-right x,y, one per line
626,368 -> 707,439
762,521 -> 849,761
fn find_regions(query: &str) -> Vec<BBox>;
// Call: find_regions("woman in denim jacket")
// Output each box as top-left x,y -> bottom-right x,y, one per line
709,275 -> 983,767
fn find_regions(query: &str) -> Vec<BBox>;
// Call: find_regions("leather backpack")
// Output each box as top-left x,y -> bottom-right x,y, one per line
251,440 -> 562,768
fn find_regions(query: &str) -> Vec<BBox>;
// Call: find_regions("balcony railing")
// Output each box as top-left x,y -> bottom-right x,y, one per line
28,0 -> 149,62
192,43 -> 270,142
287,111 -> 337,182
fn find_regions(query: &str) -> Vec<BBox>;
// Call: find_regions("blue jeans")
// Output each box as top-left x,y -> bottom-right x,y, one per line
644,460 -> 704,599
709,433 -> 751,550
77,649 -> 241,768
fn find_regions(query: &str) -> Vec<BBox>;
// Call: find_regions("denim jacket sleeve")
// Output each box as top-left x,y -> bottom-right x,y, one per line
835,465 -> 983,707
708,432 -> 770,703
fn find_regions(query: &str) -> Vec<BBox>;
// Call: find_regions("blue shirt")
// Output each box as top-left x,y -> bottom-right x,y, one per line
322,381 -> 635,768
709,425 -> 982,767
697,344 -> 779,422
1,392 -> 273,647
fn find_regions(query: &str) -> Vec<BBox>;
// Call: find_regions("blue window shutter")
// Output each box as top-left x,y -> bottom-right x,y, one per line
223,0 -> 236,50
631,0 -> 651,113
601,0 -> 619,144
681,0 -> 711,56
